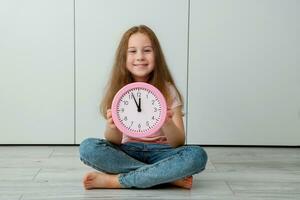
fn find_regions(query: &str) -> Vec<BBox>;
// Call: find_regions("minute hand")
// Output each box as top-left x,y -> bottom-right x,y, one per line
131,93 -> 141,112
138,97 -> 141,112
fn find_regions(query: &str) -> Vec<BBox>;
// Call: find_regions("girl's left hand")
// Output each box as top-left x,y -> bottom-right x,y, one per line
165,108 -> 174,124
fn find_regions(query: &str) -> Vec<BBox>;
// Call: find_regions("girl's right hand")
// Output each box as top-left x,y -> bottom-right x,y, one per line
106,109 -> 117,129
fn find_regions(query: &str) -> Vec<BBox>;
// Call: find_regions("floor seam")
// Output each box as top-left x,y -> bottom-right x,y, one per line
48,148 -> 55,158
225,180 -> 236,195
18,194 -> 23,200
32,168 -> 42,181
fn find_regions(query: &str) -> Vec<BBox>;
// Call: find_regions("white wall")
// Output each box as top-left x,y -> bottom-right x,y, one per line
187,0 -> 300,145
0,0 -> 299,145
0,0 -> 74,144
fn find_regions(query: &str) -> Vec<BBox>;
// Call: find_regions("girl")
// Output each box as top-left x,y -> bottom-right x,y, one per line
79,25 -> 207,189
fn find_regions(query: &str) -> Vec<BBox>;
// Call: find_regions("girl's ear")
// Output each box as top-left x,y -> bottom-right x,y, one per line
181,111 -> 185,117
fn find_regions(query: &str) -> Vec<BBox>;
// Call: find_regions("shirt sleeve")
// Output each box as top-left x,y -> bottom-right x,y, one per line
168,83 -> 182,109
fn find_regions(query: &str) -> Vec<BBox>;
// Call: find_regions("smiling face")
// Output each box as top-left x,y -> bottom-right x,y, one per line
126,33 -> 155,82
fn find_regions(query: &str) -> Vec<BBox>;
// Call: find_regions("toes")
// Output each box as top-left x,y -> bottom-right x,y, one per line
84,183 -> 93,190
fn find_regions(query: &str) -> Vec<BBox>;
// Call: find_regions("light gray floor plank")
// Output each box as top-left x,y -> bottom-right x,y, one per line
229,181 -> 300,195
0,195 -> 22,200
205,147 -> 300,163
0,146 -> 53,158
0,146 -> 299,200
0,168 -> 40,181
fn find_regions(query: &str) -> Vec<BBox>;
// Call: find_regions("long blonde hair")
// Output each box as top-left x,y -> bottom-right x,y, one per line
100,25 -> 183,118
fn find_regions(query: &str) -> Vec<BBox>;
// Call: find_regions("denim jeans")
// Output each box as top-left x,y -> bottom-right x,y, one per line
79,138 -> 207,188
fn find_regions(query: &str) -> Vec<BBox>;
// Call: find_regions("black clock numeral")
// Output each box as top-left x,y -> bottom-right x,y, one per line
151,100 -> 155,105
152,116 -> 155,120
124,116 -> 128,121
146,121 -> 150,127
129,121 -> 133,128
123,100 -> 129,105
138,124 -> 141,129
154,107 -> 158,112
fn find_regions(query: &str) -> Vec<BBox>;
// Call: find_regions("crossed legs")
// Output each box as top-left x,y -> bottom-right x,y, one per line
79,138 -> 207,189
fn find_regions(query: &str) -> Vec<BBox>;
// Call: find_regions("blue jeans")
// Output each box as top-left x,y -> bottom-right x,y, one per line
79,138 -> 207,188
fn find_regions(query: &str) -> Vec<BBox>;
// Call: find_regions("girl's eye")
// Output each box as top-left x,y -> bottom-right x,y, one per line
144,49 -> 153,53
128,50 -> 136,53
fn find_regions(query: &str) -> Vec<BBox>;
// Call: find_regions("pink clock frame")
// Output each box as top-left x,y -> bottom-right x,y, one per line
111,82 -> 167,138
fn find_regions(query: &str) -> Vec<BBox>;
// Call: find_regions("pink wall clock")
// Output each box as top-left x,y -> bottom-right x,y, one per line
111,82 -> 167,138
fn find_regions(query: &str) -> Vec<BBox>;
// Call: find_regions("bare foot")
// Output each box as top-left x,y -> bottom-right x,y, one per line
170,176 -> 193,189
82,171 -> 121,189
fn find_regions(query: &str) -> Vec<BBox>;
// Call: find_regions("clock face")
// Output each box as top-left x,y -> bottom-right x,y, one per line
111,82 -> 167,138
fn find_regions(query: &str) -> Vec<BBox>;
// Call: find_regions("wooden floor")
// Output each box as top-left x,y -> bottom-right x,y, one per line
0,146 -> 299,200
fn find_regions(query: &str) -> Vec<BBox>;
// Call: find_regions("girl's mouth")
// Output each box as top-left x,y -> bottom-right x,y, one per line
133,64 -> 148,67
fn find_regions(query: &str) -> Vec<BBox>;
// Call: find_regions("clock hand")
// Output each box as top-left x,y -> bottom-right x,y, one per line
138,97 -> 141,112
131,93 -> 141,112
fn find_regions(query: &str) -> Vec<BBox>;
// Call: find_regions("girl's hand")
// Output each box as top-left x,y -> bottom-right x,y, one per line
104,109 -> 123,144
164,108 -> 174,124
106,109 -> 117,129
161,106 -> 185,147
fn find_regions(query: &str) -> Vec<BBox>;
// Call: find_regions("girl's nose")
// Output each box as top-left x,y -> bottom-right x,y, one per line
136,51 -> 145,61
